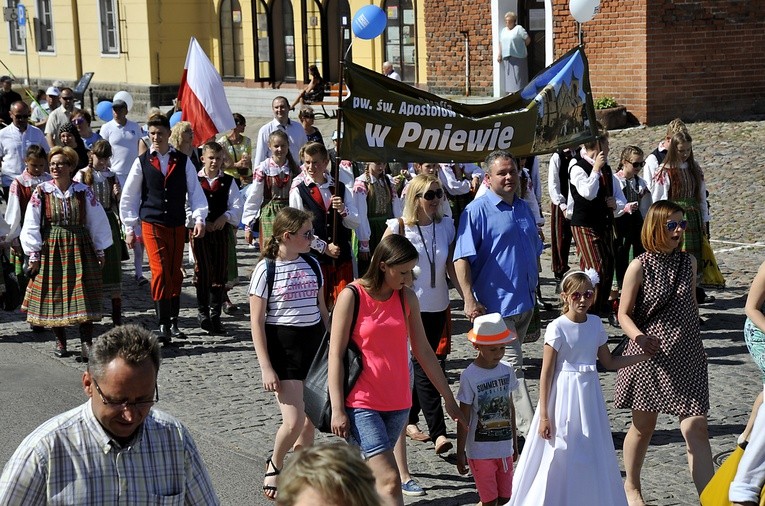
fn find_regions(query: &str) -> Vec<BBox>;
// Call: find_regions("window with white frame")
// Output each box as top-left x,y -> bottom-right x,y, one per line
6,0 -> 24,52
35,0 -> 53,53
98,0 -> 119,54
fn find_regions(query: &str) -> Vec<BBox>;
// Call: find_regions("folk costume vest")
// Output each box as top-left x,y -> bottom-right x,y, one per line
295,181 -> 352,263
569,155 -> 614,233
199,172 -> 235,222
139,151 -> 189,227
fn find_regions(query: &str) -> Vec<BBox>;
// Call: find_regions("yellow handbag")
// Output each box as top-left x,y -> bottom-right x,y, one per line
700,444 -> 765,506
700,235 -> 726,288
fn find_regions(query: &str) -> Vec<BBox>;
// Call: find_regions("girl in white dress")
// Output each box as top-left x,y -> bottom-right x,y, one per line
509,270 -> 652,505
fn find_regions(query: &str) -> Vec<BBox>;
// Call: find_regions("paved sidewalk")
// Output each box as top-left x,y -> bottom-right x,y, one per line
1,118 -> 764,505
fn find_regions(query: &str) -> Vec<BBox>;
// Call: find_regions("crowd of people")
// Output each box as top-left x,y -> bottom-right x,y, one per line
0,83 -> 762,506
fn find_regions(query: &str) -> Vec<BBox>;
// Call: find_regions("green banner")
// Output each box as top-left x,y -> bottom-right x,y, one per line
341,46 -> 597,163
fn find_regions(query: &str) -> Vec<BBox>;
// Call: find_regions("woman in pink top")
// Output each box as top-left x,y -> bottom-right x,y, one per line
329,234 -> 466,505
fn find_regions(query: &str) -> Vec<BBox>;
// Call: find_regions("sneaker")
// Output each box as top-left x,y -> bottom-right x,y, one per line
401,479 -> 425,497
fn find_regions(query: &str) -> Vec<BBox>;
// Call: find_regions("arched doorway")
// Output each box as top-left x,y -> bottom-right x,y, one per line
220,0 -> 245,78
272,0 -> 296,82
325,0 -> 351,83
383,0 -> 416,83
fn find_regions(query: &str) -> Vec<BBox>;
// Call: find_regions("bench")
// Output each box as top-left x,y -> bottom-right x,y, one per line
311,83 -> 350,119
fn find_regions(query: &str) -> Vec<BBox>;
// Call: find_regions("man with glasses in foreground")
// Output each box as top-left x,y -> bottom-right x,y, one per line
44,87 -> 77,148
0,324 -> 220,504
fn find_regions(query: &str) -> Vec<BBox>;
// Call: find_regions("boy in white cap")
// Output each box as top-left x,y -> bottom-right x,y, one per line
456,313 -> 519,506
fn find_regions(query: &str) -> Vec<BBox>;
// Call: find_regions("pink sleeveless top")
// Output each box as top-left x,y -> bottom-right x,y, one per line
345,284 -> 412,411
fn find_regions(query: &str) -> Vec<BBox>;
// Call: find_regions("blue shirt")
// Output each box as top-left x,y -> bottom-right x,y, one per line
454,189 -> 542,317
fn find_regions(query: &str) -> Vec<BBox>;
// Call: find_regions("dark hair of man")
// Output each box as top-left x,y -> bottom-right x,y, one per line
88,324 -> 162,379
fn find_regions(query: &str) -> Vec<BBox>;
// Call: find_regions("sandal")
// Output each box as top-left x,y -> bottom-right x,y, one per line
406,424 -> 430,442
263,456 -> 280,501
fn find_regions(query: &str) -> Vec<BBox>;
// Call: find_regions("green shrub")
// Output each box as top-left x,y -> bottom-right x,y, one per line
594,97 -> 618,109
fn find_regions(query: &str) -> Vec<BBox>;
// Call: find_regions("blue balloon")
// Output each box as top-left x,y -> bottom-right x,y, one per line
96,101 -> 113,122
169,110 -> 183,127
352,5 -> 386,40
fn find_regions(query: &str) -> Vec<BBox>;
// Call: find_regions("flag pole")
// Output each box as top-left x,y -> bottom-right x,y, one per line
331,15 -> 351,250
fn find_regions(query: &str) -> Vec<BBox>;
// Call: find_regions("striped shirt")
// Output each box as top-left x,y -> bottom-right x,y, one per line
249,257 -> 323,326
0,400 -> 219,505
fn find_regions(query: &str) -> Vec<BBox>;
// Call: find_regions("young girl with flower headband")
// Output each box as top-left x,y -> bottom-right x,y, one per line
509,270 -> 652,505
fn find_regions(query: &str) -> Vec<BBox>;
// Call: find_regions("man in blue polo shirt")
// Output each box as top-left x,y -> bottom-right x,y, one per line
453,149 -> 542,439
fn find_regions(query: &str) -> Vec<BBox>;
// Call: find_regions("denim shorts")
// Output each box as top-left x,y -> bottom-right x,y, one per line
346,407 -> 409,458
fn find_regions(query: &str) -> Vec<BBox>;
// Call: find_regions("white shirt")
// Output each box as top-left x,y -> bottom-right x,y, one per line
644,159 -> 710,223
119,147 -> 209,234
242,158 -> 293,225
4,171 -> 52,240
253,118 -> 308,167
43,106 -> 72,145
547,151 -> 567,207
353,173 -> 403,246
386,217 -> 455,312
194,169 -> 243,226
0,124 -> 48,187
288,170 -> 360,231
565,149 -> 626,218
21,181 -> 113,259
248,257 -> 324,326
98,119 -> 142,187
457,362 -> 519,459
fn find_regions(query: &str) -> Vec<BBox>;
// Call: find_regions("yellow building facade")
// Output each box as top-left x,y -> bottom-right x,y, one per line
0,0 -> 427,107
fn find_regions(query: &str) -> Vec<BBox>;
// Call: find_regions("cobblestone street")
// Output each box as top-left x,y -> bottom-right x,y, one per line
1,118 -> 764,505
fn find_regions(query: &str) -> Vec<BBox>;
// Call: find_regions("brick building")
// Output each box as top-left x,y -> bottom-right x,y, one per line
425,0 -> 765,125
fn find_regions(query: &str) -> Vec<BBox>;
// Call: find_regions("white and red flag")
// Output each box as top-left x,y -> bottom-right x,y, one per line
177,37 -> 236,143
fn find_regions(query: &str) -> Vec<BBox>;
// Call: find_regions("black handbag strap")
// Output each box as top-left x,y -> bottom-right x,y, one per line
345,284 -> 360,337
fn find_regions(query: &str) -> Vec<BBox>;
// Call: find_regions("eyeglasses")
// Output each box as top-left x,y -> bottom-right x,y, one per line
294,229 -> 314,240
666,220 -> 688,232
419,188 -> 444,201
91,377 -> 159,411
569,290 -> 594,301
60,96 -> 74,101
629,160 -> 645,168
50,162 -> 72,168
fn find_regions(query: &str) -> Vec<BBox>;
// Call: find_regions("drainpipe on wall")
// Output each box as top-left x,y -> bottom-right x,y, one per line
71,0 -> 83,78
461,30 -> 470,96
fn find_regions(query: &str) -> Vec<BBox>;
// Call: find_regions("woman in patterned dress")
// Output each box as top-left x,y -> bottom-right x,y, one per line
614,200 -> 713,505
74,140 -> 123,327
21,146 -> 112,361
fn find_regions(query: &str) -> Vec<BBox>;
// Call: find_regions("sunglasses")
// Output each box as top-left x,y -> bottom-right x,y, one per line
569,290 -> 594,301
60,96 -> 74,101
14,114 -> 30,119
72,118 -> 85,125
666,220 -> 688,232
419,188 -> 444,201
629,160 -> 645,168
302,114 -> 315,119
294,229 -> 314,240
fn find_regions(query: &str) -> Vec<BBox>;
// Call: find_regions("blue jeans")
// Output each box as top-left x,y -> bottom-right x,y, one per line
346,407 -> 409,459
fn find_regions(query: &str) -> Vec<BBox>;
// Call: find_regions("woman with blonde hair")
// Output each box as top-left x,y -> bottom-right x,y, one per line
169,121 -> 201,170
381,174 -> 460,456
